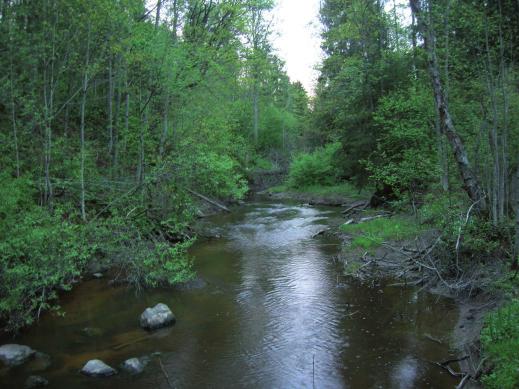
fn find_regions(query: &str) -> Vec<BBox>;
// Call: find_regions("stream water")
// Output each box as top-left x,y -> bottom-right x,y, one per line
0,200 -> 459,388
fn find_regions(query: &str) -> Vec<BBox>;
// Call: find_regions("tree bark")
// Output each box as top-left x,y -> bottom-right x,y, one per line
79,26 -> 91,222
410,0 -> 486,212
108,55 -> 114,159
155,0 -> 162,29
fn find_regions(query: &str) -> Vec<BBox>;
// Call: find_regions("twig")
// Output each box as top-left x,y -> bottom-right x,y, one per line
456,374 -> 471,389
455,197 -> 486,271
158,357 -> 173,388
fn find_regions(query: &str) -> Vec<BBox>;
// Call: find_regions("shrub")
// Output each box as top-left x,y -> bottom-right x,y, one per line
0,175 -> 92,331
481,299 -> 519,389
287,142 -> 341,188
419,192 -> 506,259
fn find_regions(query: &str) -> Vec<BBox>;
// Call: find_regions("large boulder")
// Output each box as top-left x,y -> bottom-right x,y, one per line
140,303 -> 176,330
80,359 -> 117,377
0,344 -> 35,367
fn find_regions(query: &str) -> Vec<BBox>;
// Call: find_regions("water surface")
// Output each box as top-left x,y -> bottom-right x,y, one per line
0,201 -> 459,388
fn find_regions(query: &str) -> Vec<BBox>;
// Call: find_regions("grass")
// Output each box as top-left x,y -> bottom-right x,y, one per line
341,216 -> 421,251
480,299 -> 519,389
268,182 -> 370,200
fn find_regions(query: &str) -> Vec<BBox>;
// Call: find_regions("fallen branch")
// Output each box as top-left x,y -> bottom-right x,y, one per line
187,188 -> 230,212
456,374 -> 471,389
342,200 -> 369,215
359,214 -> 389,223
158,357 -> 173,388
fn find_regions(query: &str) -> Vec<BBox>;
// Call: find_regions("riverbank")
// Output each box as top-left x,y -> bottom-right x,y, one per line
262,183 -> 370,206
1,198 -> 463,388
322,205 -> 506,388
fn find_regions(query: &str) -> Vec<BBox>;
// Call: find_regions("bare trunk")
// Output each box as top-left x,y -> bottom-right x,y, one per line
155,0 -> 162,29
411,10 -> 417,78
108,55 -> 114,158
79,27 -> 91,222
410,0 -> 486,212
9,56 -> 20,177
252,83 -> 259,143
137,91 -> 147,187
159,92 -> 169,157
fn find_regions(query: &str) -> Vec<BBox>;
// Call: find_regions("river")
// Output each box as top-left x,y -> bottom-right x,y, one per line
0,200 -> 459,388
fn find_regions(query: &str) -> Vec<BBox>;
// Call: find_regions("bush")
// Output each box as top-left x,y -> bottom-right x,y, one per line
419,192 -> 506,259
287,142 -> 341,188
92,215 -> 195,289
481,299 -> 519,389
173,142 -> 249,200
365,84 -> 437,196
0,175 -> 92,331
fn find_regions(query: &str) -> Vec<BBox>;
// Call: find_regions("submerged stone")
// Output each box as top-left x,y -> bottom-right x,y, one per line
140,303 -> 176,330
26,352 -> 51,372
0,344 -> 35,367
80,327 -> 104,337
120,357 -> 147,374
80,359 -> 117,377
24,375 -> 48,388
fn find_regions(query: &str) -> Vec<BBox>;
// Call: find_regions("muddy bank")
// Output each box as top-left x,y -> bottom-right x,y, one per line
333,224 -> 505,389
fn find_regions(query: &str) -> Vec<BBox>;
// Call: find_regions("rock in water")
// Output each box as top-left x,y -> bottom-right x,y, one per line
0,344 -> 35,367
140,303 -> 176,330
80,360 -> 117,377
24,375 -> 48,388
120,358 -> 146,374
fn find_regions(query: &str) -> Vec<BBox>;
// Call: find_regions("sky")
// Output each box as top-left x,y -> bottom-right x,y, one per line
270,0 -> 411,96
270,0 -> 323,95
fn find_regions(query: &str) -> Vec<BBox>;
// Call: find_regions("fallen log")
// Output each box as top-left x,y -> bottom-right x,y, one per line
187,189 -> 230,212
342,200 -> 369,215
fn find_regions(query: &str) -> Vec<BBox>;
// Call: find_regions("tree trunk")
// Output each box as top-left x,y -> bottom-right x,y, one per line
108,55 -> 114,159
9,52 -> 20,178
79,27 -> 91,222
410,0 -> 486,212
252,82 -> 259,143
159,91 -> 169,158
155,0 -> 162,29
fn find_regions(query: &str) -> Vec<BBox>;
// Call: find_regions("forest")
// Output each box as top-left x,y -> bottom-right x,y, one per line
1,0 -> 519,388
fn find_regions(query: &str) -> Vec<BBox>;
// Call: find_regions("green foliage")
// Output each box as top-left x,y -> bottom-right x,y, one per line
0,175 -> 91,331
419,192 -> 505,258
481,299 -> 519,389
287,142 -> 341,188
341,216 -> 421,250
365,84 -> 438,194
91,215 -> 195,289
269,182 -> 368,200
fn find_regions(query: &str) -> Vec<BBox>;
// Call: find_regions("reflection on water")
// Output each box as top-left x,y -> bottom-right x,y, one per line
0,201 -> 459,388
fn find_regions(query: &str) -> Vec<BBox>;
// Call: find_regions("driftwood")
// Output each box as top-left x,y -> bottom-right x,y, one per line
187,188 -> 230,212
359,214 -> 389,223
342,200 -> 369,215
456,374 -> 471,389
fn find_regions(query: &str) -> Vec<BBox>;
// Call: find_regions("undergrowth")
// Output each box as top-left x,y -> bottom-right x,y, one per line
481,299 -> 519,389
341,216 -> 421,251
